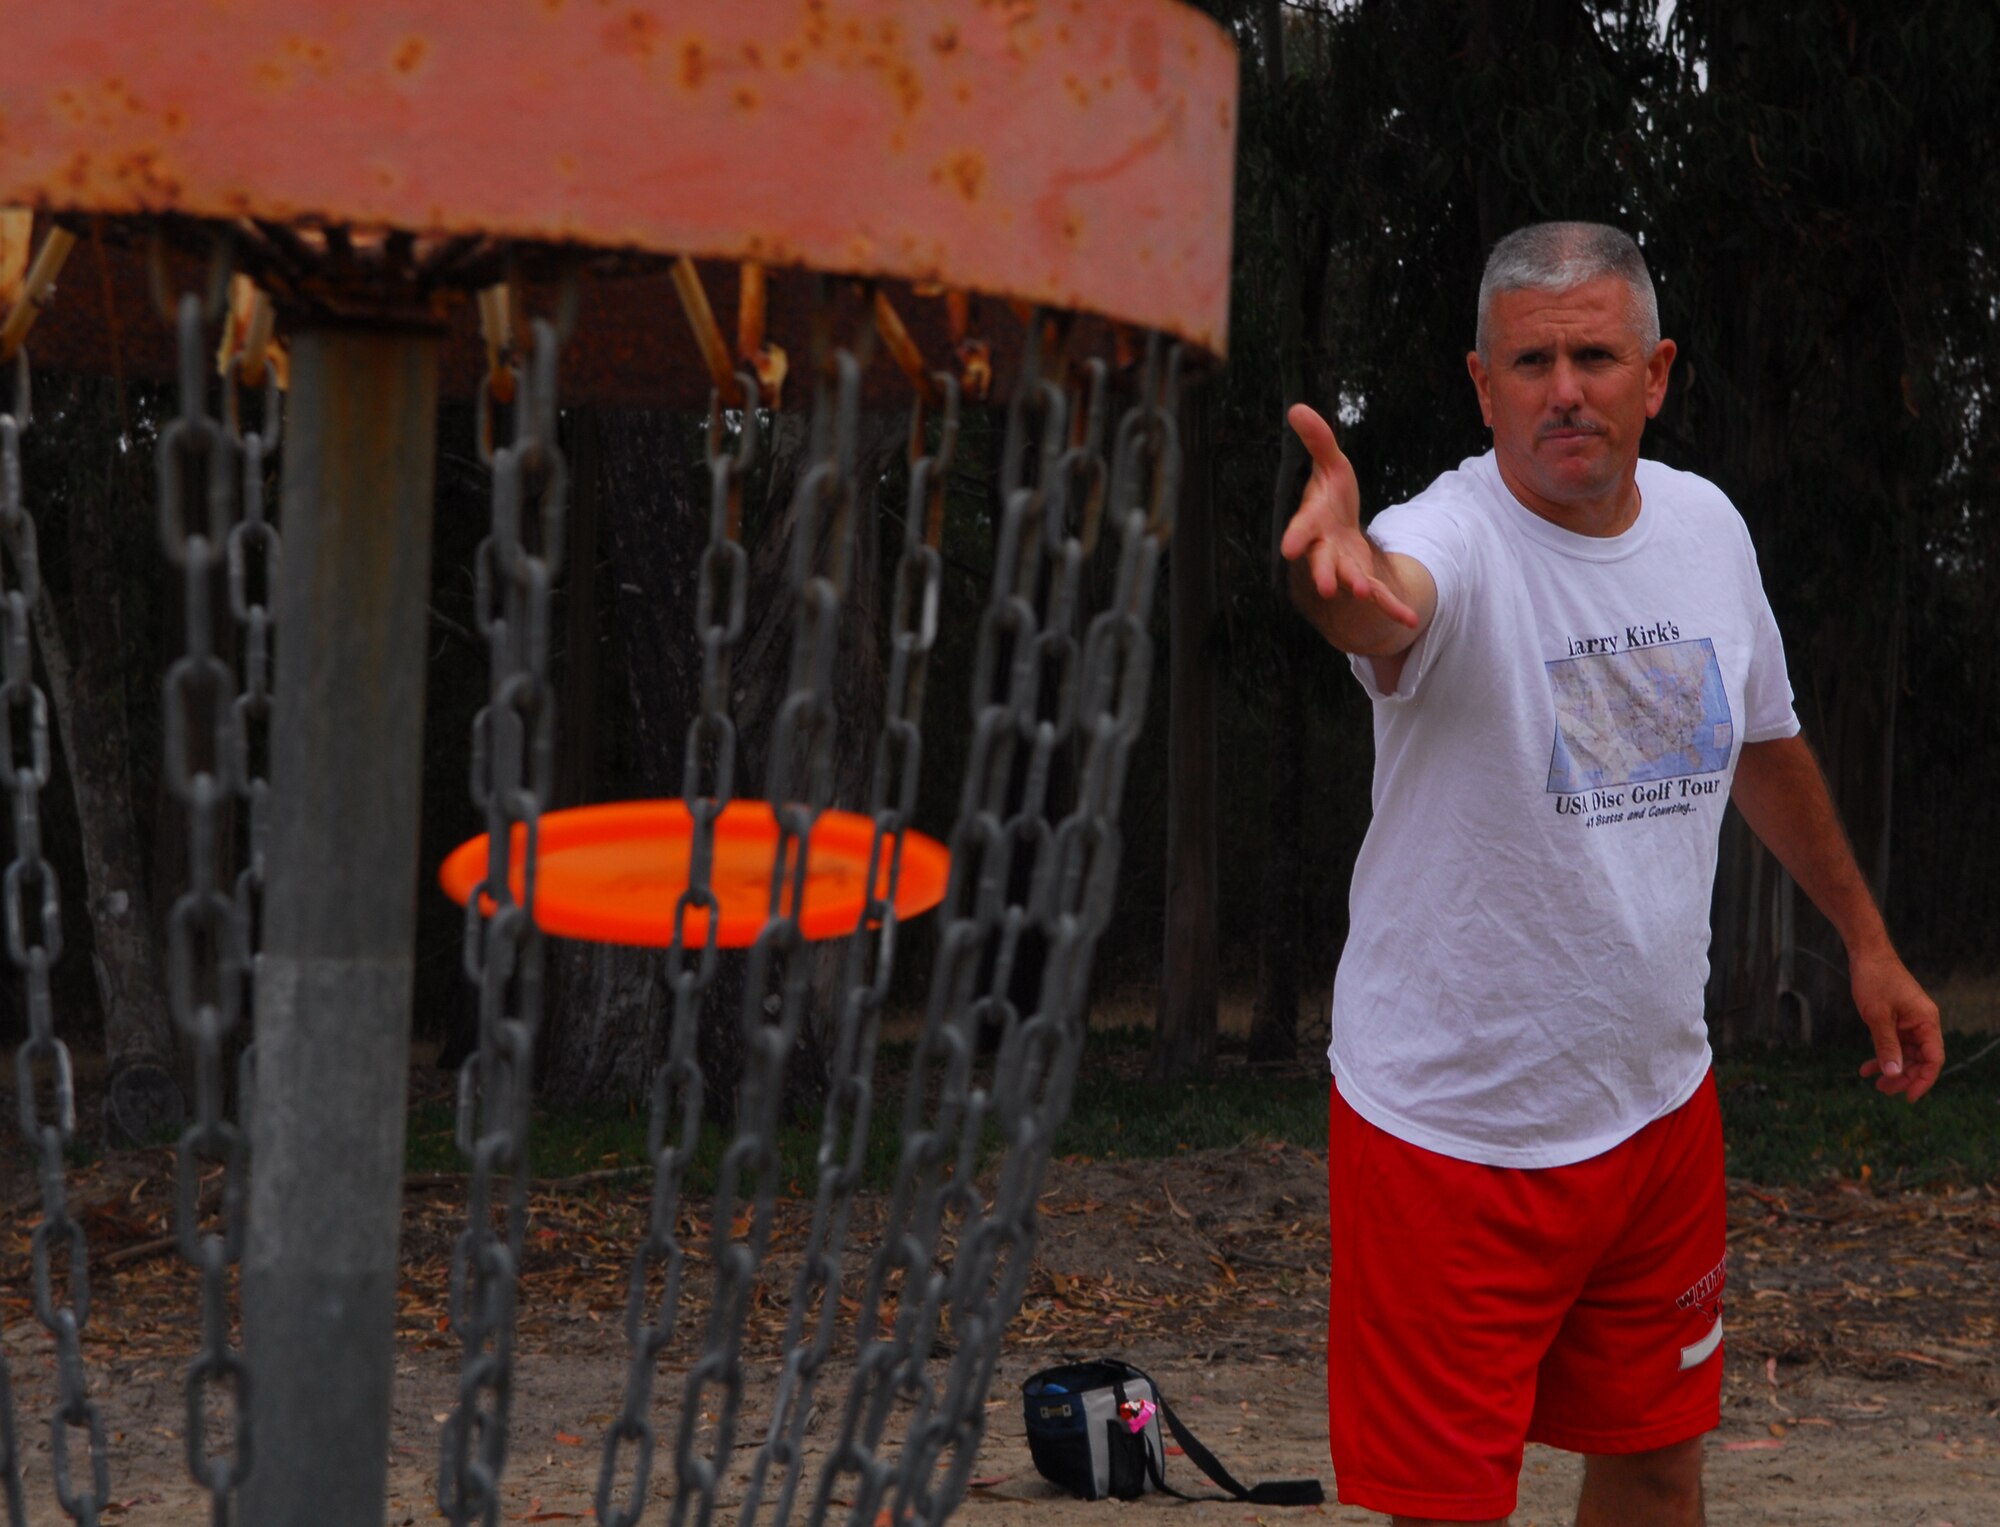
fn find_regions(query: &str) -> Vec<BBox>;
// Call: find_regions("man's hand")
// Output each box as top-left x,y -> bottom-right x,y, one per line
1852,945 -> 1945,1102
1732,736 -> 1945,1103
1279,404 -> 1435,658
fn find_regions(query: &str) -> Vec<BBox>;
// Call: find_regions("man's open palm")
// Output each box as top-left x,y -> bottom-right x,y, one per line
1279,403 -> 1420,628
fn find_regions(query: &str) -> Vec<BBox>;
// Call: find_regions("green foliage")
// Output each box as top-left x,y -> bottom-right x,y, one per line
1169,0 -> 2000,1008
1049,1055 -> 1326,1160
403,1032 -> 2000,1192
405,1083 -> 910,1194
1640,2 -> 2000,989
403,1027 -> 1328,1189
1719,1045 -> 2000,1188
6,0 -> 1996,1087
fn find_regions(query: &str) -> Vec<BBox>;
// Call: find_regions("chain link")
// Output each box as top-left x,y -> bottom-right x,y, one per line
159,286 -> 267,1527
736,364 -> 963,1527
226,355 -> 283,997
646,330 -> 864,1527
808,332 -> 1180,1527
592,366 -> 761,1527
440,315 -> 566,1526
1,338 -> 110,1527
224,344 -> 282,1195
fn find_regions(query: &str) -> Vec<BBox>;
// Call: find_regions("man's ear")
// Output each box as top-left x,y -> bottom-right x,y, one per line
1645,338 -> 1677,418
1466,350 -> 1495,428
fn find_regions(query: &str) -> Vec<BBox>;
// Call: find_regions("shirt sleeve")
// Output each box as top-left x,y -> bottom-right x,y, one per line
1737,519 -> 1802,743
1345,497 -> 1470,703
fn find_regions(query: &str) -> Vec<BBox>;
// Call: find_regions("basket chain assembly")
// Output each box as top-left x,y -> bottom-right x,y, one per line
439,314 -> 568,1526
159,286 -> 266,1525
1,342 -> 109,1527
0,277 -> 1182,1527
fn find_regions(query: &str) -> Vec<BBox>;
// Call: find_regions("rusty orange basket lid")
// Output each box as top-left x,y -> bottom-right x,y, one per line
0,1 -> 1238,362
438,799 -> 949,948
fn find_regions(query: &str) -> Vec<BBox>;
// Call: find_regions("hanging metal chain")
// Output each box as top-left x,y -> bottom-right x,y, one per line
158,287 -> 261,1526
808,332 -> 1180,1527
886,339 -> 1178,1527
440,314 -> 566,1526
2,340 -> 109,1527
898,339 -> 1178,1524
593,367 -> 760,1527
582,308 -> 1173,1527
654,323 -> 864,1527
225,345 -> 282,1045
804,315 -> 1070,1527
736,365 -> 962,1527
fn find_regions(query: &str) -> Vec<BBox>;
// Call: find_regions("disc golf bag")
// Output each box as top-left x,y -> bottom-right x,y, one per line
1021,1358 -> 1322,1505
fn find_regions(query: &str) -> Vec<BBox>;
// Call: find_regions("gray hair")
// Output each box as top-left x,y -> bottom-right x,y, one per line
1475,222 -> 1660,359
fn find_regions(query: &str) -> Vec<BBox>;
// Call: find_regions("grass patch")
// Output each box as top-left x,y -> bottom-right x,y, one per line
1047,1028 -> 1325,1159
403,1034 -> 1999,1194
1718,1043 -> 2000,1188
406,1027 -> 1327,1190
405,1091 -> 907,1195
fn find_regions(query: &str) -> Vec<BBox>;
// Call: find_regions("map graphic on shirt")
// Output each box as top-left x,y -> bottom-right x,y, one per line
1544,637 -> 1734,793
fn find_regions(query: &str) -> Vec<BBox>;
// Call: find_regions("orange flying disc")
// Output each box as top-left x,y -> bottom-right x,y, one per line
438,801 -> 951,949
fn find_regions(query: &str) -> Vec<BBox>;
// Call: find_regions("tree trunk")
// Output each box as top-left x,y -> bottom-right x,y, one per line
1251,652 -> 1307,1061
1690,16 -> 1794,1046
556,407 -> 603,810
33,586 -> 182,1141
536,406 -> 707,1104
536,402 -> 902,1117
539,403 -> 599,1054
1693,10 -> 1916,1049
731,407 -> 902,1120
40,410 -> 183,1142
1249,0 -> 1309,1064
1150,383 -> 1219,1081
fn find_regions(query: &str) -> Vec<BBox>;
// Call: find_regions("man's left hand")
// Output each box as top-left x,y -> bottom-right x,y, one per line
1852,947 -> 1944,1102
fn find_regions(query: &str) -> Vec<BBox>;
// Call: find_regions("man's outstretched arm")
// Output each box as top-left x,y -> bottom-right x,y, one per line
1731,734 -> 1943,1101
1279,404 -> 1438,690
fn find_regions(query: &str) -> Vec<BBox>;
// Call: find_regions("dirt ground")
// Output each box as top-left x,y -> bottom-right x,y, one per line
5,1123 -> 1998,1525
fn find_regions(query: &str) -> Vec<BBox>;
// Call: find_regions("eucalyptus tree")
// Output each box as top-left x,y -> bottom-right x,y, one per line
1645,0 -> 2000,1040
1217,0 -> 1667,1062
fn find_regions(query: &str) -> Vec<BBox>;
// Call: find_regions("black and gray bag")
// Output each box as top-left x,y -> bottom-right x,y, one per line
1021,1358 -> 1323,1506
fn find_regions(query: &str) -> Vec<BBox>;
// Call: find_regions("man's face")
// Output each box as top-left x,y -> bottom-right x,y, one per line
1465,276 -> 1675,531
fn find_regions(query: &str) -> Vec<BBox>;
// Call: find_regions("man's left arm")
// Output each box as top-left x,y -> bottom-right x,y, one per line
1730,735 -> 1944,1101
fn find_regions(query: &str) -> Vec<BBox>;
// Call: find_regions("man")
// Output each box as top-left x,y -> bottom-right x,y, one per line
1282,222 -> 1943,1527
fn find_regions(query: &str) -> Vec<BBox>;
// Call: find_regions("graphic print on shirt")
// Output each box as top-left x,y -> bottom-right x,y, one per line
1544,636 -> 1735,800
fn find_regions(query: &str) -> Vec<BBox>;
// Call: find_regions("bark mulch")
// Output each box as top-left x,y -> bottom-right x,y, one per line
6,1139 -> 1996,1386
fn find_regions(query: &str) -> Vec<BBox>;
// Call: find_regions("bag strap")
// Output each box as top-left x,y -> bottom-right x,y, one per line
1126,1365 -> 1324,1508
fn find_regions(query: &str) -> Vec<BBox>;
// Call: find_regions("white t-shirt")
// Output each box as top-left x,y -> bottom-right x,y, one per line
1328,452 -> 1799,1168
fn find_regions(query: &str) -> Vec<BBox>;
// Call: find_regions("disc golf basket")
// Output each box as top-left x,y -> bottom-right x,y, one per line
0,4 -> 1237,1524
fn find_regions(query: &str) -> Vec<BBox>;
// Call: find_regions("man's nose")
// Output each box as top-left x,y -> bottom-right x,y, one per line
1548,357 -> 1586,410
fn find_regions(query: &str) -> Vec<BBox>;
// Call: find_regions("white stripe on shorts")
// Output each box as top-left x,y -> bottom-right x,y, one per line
1678,1317 -> 1723,1371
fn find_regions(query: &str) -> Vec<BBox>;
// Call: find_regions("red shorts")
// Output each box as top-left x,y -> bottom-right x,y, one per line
1326,1073 -> 1725,1522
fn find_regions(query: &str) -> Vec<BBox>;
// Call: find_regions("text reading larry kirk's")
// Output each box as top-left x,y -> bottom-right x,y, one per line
1563,619 -> 1681,656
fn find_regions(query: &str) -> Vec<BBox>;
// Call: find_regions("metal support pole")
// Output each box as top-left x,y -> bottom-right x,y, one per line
243,324 -> 440,1525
